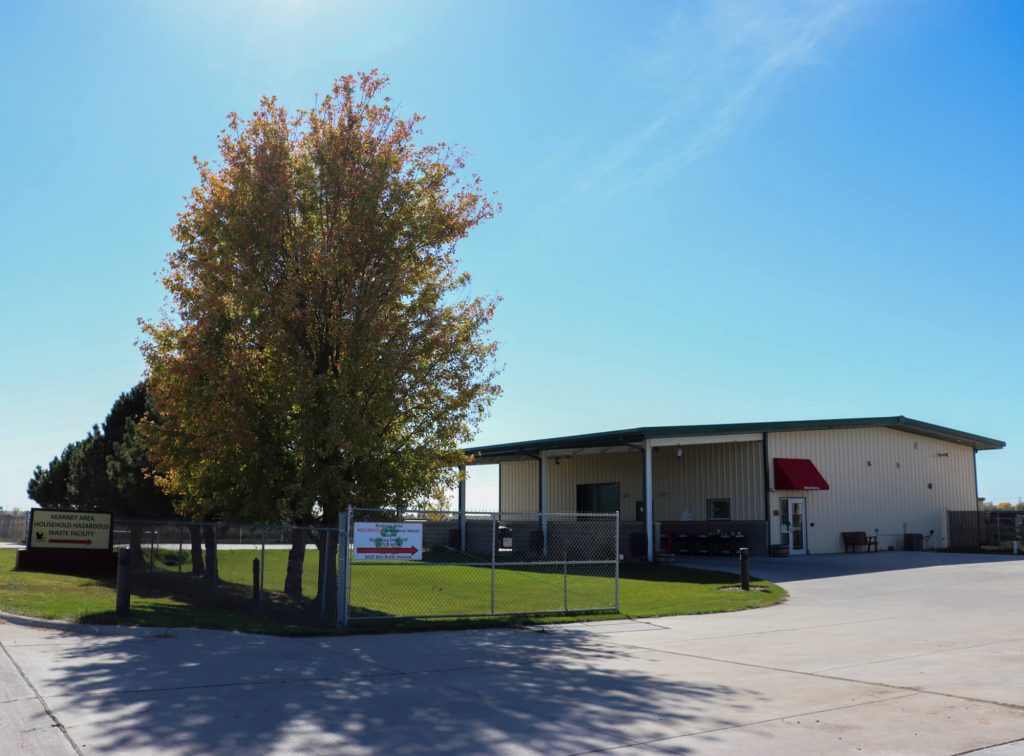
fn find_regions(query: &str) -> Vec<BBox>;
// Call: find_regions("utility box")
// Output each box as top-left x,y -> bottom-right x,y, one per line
904,533 -> 923,551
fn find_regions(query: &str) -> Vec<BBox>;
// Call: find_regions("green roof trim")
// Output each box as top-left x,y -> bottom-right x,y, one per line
463,416 -> 1005,461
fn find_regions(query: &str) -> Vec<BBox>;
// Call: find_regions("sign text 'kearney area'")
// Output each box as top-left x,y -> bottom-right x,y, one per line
29,510 -> 113,551
353,522 -> 423,561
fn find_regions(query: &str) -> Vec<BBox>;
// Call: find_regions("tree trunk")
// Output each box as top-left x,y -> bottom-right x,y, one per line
313,530 -> 338,621
189,524 -> 205,575
202,524 -> 218,584
284,527 -> 307,598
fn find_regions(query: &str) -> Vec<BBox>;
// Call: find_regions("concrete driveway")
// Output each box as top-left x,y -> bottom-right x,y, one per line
2,552 -> 1023,754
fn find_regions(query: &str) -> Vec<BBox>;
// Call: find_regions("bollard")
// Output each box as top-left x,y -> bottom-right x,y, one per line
739,547 -> 750,591
115,548 -> 131,616
252,558 -> 260,602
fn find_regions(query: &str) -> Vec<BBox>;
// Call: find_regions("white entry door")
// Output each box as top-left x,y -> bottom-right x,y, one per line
780,497 -> 808,555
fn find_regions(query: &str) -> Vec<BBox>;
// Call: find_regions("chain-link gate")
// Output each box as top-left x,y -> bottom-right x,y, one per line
338,509 -> 619,626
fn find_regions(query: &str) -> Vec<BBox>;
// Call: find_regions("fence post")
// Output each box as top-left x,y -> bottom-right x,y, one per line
337,510 -> 349,629
259,528 -> 266,612
150,528 -> 156,572
252,557 -> 260,601
320,529 -> 330,624
346,506 -> 353,622
178,527 -> 183,574
614,511 -> 620,612
115,548 -> 131,616
563,545 -> 568,613
490,515 -> 496,616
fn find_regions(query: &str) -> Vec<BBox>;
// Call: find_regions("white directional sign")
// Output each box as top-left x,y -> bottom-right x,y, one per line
353,522 -> 423,561
29,510 -> 112,551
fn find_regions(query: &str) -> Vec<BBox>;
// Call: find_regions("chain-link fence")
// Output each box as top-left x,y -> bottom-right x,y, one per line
0,512 -> 29,544
111,510 -> 619,630
341,509 -> 619,624
114,519 -> 341,629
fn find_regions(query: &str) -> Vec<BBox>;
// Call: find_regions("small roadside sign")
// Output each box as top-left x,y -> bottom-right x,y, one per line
29,510 -> 113,551
353,522 -> 423,561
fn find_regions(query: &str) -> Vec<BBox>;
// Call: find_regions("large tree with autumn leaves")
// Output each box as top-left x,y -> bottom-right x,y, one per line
141,72 -> 500,599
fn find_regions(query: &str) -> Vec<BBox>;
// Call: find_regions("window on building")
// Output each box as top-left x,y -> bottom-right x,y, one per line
706,498 -> 731,521
576,483 -> 620,515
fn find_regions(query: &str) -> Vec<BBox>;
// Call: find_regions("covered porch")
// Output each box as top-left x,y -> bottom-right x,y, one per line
461,428 -> 772,562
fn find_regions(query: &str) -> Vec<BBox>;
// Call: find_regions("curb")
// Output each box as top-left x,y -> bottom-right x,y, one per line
0,609 -> 179,638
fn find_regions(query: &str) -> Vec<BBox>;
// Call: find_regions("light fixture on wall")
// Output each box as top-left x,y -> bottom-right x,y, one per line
554,456 -> 560,465
676,445 -> 683,460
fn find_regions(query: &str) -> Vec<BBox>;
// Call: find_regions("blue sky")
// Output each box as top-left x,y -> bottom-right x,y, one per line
1,0 -> 1021,511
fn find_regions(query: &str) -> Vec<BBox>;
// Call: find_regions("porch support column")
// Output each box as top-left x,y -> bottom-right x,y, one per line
644,440 -> 654,562
458,464 -> 467,551
539,452 -> 549,555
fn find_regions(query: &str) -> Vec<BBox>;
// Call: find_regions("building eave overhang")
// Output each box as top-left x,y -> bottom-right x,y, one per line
462,415 -> 1005,464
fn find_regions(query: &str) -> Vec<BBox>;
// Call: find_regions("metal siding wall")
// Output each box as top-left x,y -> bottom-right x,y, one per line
500,444 -> 764,523
548,452 -> 644,518
652,442 -> 764,521
497,461 -> 539,514
767,428 -> 976,553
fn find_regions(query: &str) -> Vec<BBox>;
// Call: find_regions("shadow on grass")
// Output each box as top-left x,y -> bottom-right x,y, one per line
66,560 -> 783,637
620,562 -> 768,585
79,570 -> 332,636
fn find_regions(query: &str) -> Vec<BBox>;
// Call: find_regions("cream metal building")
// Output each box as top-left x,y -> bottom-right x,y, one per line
460,417 -> 1004,561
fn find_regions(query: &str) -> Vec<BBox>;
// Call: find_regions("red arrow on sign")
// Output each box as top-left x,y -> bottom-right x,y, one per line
356,546 -> 418,555
49,538 -> 92,545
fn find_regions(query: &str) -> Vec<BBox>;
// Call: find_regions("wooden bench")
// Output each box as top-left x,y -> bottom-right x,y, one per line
841,531 -> 879,553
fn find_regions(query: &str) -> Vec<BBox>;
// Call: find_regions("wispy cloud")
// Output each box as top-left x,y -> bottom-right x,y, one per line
575,0 -> 869,198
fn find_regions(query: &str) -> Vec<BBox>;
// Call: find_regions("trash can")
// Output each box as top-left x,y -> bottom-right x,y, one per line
498,526 -> 513,551
903,533 -> 923,551
628,532 -> 648,559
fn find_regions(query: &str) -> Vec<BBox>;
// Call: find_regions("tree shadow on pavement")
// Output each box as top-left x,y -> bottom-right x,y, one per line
12,623 -> 768,754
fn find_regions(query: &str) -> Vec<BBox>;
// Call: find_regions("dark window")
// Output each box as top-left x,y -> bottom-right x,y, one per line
577,483 -> 620,514
706,498 -> 731,521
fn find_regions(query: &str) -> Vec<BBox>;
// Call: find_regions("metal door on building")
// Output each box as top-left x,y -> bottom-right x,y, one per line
780,497 -> 808,555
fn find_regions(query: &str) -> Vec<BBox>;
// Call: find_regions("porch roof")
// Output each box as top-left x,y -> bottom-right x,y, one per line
462,416 -> 1005,464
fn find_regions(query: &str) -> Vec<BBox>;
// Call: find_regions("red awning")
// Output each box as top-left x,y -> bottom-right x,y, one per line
773,458 -> 830,491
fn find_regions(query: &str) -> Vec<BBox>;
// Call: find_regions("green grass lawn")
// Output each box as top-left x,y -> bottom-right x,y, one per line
0,549 -> 314,635
0,548 -> 786,635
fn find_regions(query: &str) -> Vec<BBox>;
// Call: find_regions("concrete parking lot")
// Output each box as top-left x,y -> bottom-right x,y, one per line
2,551 -> 1023,754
